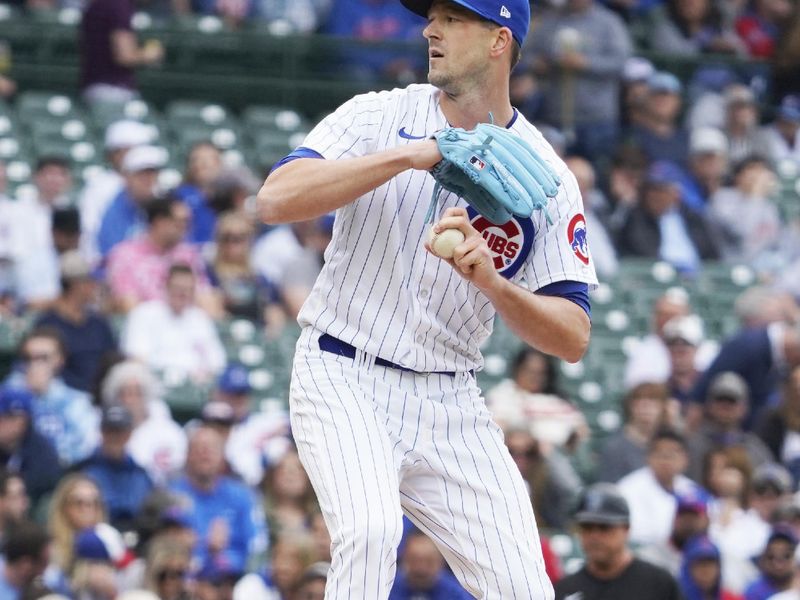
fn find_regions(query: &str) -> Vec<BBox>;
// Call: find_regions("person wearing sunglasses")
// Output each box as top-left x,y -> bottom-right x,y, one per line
744,526 -> 799,600
555,483 -> 681,600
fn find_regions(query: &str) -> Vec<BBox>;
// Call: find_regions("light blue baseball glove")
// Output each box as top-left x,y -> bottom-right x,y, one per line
427,123 -> 560,225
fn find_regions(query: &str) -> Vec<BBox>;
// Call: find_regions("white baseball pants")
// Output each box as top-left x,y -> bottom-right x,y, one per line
289,327 -> 554,600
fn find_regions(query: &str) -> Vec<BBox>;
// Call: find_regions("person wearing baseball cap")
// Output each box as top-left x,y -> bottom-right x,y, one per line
80,119 -> 157,262
97,144 -> 167,258
555,483 -> 681,599
76,404 -> 154,532
0,384 -> 62,505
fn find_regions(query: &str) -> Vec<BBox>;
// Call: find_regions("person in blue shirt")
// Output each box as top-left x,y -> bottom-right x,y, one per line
75,404 -> 153,533
169,425 -> 267,573
389,529 -> 472,600
97,145 -> 165,257
172,141 -> 223,245
5,327 -> 99,466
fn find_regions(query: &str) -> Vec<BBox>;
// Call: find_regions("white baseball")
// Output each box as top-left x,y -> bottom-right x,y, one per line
428,226 -> 465,259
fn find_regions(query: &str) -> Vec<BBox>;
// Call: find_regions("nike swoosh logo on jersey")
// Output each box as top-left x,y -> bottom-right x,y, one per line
398,127 -> 427,140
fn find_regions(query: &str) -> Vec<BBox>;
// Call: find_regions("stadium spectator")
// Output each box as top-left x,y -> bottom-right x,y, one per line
169,426 -> 267,572
0,386 -> 61,506
290,562 -> 328,600
10,156 -> 73,308
684,66 -> 740,131
722,85 -> 762,164
261,446 -> 317,544
35,251 -> 117,393
663,314 -> 705,406
744,526 -> 798,600
97,145 -> 166,258
75,405 -> 154,533
682,127 -> 730,212
387,529 -> 471,599
233,533 -> 313,598
80,120 -> 156,263
598,382 -> 671,482
106,196 -> 212,313
0,470 -> 30,533
206,166 -> 259,217
686,372 -> 773,482
308,511 -> 331,564
212,363 -> 290,487
207,212 -> 285,332
625,72 -> 690,166
703,448 -> 765,593
193,561 -> 241,600
182,0 -> 257,28
504,426 -> 582,530
620,57 -> 656,130
735,0 -> 794,58
565,156 -> 619,278
733,286 -> 800,329
625,288 -> 692,389
253,217 -> 327,293
521,0 -> 631,165
756,95 -> 800,168
618,427 -> 707,546
708,156 -> 781,266
554,483 -> 681,600
0,520 -> 50,600
48,474 -> 106,574
487,346 -> 586,450
649,0 -> 745,55
617,161 -> 722,271
638,491 -> 711,577
99,360 -> 186,486
79,0 -> 164,105
321,0 -> 425,83
142,537 -> 192,600
749,462 -> 794,522
757,365 -> 800,476
71,523 -> 136,600
689,321 -> 800,429
121,263 -> 226,382
6,327 -> 99,466
173,141 -> 224,245
678,535 -> 742,600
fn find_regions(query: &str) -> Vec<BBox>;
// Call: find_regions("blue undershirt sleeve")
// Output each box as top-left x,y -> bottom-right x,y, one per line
270,147 -> 325,172
535,280 -> 591,319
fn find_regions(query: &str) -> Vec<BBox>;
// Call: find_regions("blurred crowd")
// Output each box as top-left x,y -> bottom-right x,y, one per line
0,0 -> 796,598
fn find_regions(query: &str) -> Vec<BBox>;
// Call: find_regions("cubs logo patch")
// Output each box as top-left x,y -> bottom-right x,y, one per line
568,213 -> 589,265
467,206 -> 533,279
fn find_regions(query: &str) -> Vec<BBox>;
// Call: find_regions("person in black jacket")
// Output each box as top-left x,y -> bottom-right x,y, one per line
617,160 -> 721,272
555,483 -> 682,600
0,385 -> 62,507
757,365 -> 800,477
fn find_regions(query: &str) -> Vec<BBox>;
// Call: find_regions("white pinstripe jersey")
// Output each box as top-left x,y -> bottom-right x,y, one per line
296,83 -> 598,372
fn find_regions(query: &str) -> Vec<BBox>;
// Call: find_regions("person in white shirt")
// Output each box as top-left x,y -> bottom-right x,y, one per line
122,263 -> 226,384
212,363 -> 291,487
618,427 -> 706,546
99,359 -> 187,485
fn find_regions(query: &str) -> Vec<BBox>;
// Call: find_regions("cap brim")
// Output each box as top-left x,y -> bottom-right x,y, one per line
575,512 -> 629,526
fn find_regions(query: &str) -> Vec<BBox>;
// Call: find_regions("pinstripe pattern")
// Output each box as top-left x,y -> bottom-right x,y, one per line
290,327 -> 555,599
296,84 -> 597,374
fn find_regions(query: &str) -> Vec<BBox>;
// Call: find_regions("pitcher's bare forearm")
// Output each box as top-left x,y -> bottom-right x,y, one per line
258,140 -> 441,224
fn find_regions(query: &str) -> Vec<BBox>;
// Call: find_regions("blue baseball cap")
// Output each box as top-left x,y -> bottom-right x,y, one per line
217,363 -> 251,394
400,0 -> 530,46
0,386 -> 33,417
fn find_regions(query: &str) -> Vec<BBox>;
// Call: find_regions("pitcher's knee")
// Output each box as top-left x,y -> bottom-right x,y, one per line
333,509 -> 403,568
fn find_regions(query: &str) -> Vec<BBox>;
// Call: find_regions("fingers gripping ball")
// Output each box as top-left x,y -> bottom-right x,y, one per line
428,226 -> 465,259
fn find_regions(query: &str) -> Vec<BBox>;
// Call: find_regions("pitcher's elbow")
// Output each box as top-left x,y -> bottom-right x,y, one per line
257,185 -> 285,225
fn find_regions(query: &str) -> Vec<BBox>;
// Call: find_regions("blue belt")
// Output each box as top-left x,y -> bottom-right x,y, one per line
318,333 -> 460,377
